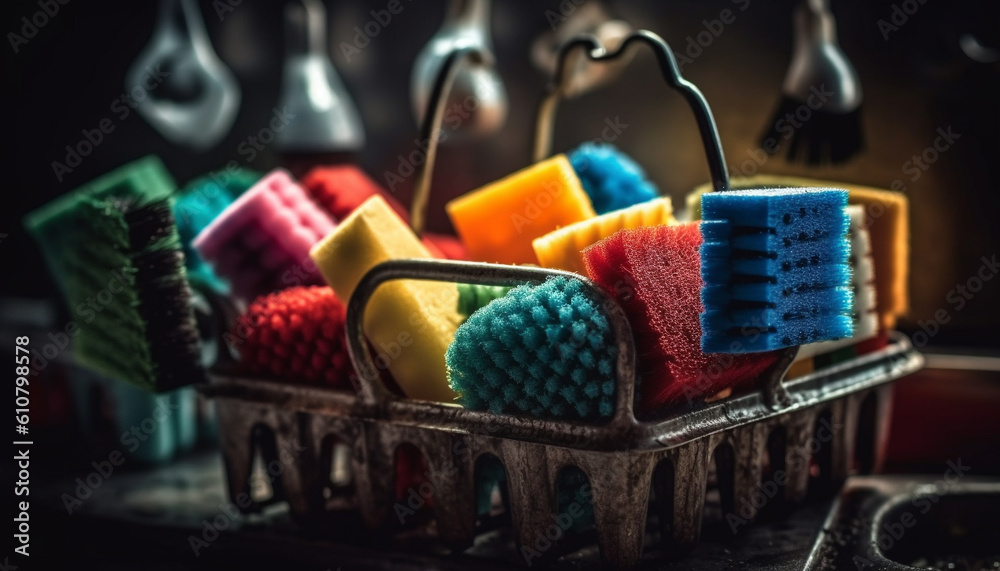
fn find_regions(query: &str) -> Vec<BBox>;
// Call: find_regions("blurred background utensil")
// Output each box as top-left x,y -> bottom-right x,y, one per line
275,0 -> 366,170
759,0 -> 864,165
410,0 -> 507,137
530,0 -> 635,98
125,0 -> 241,150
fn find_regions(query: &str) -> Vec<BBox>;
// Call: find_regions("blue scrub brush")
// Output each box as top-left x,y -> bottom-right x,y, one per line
568,143 -> 659,215
446,277 -> 617,421
700,188 -> 853,353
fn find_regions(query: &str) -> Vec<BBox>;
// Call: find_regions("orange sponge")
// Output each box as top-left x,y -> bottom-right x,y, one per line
446,156 -> 596,265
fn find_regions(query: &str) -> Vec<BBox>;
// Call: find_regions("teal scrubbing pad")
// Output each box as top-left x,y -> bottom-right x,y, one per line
700,188 -> 853,353
457,283 -> 511,320
569,143 -> 659,215
446,277 -> 617,421
173,169 -> 261,292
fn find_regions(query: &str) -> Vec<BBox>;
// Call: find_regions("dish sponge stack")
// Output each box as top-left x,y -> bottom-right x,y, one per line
583,222 -> 780,412
193,170 -> 335,301
699,188 -> 853,353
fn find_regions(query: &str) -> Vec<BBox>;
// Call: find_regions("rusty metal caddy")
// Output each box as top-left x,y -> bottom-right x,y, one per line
201,31 -> 924,569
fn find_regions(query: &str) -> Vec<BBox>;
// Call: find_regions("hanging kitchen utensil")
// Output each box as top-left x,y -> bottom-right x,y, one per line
410,0 -> 507,137
126,0 -> 241,150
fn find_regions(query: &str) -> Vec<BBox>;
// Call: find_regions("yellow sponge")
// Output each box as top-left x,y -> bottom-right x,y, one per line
688,175 -> 909,329
532,197 -> 675,274
446,155 -> 596,265
310,196 -> 461,403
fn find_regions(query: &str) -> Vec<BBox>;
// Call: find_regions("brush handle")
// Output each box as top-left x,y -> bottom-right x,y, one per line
409,47 -> 492,237
533,30 -> 730,192
345,259 -> 641,425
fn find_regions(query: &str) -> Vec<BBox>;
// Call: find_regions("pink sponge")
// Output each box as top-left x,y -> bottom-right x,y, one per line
583,223 -> 780,413
193,169 -> 335,301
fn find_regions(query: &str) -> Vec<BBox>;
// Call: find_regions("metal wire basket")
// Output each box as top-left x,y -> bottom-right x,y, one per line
201,30 -> 924,568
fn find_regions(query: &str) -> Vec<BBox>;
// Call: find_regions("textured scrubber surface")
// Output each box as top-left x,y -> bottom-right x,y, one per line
584,223 -> 779,413
446,155 -> 596,265
303,165 -> 409,223
533,197 -> 674,275
700,188 -> 853,353
569,143 -> 659,215
192,169 -> 334,300
310,196 -> 461,403
174,169 -> 260,291
457,283 -> 511,320
796,205 -> 879,360
122,199 -> 204,389
689,175 -> 908,329
446,277 -> 617,421
234,286 -> 352,386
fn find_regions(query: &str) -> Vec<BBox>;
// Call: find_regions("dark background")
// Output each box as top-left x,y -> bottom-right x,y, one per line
3,0 -> 1000,346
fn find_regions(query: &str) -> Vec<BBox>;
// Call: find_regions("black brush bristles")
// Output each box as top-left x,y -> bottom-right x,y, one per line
122,198 -> 206,390
759,97 -> 864,166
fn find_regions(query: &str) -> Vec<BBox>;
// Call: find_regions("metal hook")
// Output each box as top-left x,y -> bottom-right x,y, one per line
409,47 -> 492,237
533,30 -> 730,193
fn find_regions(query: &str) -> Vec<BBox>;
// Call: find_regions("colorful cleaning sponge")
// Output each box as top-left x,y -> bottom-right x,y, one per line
24,157 -> 203,391
447,156 -> 596,265
446,277 -> 617,421
233,286 -> 352,387
688,175 -> 909,330
193,169 -> 334,301
699,188 -> 853,353
568,143 -> 659,215
584,223 -> 780,412
796,205 -> 879,360
310,196 -> 462,403
533,197 -> 674,275
174,169 -> 261,292
456,283 -> 511,321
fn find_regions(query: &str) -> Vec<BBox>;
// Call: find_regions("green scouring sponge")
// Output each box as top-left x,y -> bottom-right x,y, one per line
446,277 -> 617,421
456,283 -> 511,321
24,157 -> 203,391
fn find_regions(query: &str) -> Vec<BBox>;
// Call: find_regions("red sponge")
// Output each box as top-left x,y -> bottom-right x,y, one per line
302,165 -> 467,260
583,223 -> 780,413
234,286 -> 352,387
302,165 -> 409,223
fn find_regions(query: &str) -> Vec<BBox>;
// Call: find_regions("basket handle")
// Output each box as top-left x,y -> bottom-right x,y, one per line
533,29 -> 731,193
344,259 -> 640,425
409,46 -> 493,237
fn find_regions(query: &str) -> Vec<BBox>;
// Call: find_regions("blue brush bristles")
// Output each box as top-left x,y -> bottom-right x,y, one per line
700,188 -> 854,353
568,143 -> 659,215
446,277 -> 617,421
